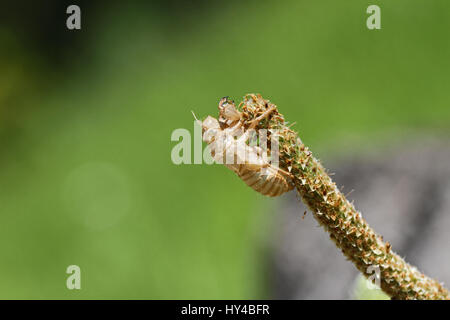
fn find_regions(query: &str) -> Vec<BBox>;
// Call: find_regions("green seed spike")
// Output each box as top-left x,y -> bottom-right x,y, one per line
224,93 -> 450,300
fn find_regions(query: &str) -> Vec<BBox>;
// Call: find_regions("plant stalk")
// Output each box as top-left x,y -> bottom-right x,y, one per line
239,93 -> 450,300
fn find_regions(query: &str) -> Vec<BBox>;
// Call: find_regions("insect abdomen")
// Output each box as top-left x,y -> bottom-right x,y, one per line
238,166 -> 293,197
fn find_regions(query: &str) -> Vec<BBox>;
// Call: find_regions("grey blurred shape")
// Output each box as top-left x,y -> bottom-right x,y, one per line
269,137 -> 450,299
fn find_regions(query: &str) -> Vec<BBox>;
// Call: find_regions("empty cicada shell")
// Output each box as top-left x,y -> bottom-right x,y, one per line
196,97 -> 294,197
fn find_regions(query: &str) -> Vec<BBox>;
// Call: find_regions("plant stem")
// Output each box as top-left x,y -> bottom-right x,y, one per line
239,93 -> 450,300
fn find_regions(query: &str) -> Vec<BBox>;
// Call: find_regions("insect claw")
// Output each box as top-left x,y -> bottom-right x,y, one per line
219,96 -> 229,108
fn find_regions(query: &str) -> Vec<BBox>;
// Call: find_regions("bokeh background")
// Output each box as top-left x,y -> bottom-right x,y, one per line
0,0 -> 449,299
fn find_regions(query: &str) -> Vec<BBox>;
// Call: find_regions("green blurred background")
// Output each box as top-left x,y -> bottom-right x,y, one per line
0,0 -> 449,298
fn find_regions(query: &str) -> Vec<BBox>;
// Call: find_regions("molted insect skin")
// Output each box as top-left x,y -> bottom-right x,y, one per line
236,165 -> 294,197
218,97 -> 241,129
199,97 -> 294,197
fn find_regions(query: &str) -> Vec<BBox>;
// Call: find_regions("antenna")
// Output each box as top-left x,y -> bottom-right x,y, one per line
191,111 -> 202,126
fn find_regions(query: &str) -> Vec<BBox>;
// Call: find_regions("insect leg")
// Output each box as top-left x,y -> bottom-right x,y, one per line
248,106 -> 276,129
